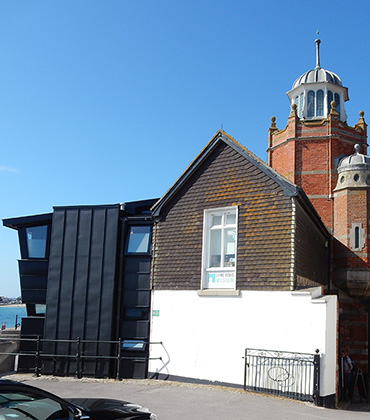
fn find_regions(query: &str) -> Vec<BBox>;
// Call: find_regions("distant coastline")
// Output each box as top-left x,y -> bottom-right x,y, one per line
0,304 -> 25,308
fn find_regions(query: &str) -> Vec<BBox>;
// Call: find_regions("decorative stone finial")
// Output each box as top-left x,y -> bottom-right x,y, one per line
289,103 -> 297,117
354,111 -> 366,130
354,144 -> 361,154
270,116 -> 276,128
329,100 -> 338,115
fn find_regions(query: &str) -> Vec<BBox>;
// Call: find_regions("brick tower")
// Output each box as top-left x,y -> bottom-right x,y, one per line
332,145 -> 370,371
333,144 -> 370,297
267,37 -> 367,232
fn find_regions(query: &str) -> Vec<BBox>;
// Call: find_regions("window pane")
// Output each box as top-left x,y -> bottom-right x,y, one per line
299,93 -> 304,118
224,228 -> 236,267
35,304 -> 46,315
209,229 -> 221,267
334,93 -> 340,119
327,90 -> 333,115
211,215 -> 222,227
317,90 -> 324,116
26,226 -> 48,258
307,91 -> 315,118
225,213 -> 236,225
126,226 -> 151,253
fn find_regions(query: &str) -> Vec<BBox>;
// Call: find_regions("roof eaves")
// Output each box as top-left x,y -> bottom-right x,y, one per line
151,130 -> 226,217
3,213 -> 53,230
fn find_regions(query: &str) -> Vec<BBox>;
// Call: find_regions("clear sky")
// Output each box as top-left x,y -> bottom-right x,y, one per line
1,0 -> 370,297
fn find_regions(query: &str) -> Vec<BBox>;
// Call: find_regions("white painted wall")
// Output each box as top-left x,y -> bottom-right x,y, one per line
149,288 -> 337,398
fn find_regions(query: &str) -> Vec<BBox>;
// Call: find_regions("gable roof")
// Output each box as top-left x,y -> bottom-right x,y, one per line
151,130 -> 328,236
153,130 -> 297,214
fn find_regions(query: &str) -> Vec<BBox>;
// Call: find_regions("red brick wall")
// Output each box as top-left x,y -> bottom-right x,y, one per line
339,300 -> 368,373
268,114 -> 367,232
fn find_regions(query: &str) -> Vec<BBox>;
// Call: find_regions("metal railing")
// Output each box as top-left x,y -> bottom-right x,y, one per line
244,348 -> 320,404
0,336 -> 164,380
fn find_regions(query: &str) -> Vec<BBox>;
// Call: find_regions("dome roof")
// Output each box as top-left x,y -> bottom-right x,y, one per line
292,68 -> 343,90
291,37 -> 344,90
334,145 -> 370,191
337,145 -> 370,173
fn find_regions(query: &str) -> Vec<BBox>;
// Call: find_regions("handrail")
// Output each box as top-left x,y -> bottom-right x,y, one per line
0,336 -> 164,380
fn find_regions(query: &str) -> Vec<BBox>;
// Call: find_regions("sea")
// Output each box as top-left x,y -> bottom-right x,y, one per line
0,306 -> 27,329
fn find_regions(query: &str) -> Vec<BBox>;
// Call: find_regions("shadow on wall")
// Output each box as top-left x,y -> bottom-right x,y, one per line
0,330 -> 21,374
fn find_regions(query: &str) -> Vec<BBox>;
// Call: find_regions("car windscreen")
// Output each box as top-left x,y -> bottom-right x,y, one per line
0,390 -> 74,420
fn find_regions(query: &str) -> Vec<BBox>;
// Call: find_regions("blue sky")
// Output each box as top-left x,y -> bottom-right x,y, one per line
1,0 -> 370,297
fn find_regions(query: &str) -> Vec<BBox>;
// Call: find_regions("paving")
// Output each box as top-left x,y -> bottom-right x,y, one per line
1,373 -> 370,420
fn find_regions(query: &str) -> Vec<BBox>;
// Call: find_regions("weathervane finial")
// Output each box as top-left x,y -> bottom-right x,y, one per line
315,31 -> 321,69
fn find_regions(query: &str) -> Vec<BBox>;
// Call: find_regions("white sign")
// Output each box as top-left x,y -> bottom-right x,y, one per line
207,272 -> 235,289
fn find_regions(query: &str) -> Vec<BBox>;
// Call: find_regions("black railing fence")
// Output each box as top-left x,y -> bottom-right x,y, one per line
244,348 -> 320,404
0,336 -> 164,380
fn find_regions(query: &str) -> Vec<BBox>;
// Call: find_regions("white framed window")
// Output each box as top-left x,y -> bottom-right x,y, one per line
201,206 -> 238,289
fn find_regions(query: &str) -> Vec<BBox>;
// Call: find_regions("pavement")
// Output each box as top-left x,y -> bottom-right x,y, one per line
1,373 -> 370,420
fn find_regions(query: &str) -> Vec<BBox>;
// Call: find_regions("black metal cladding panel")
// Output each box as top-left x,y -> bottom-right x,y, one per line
44,205 -> 120,349
121,320 -> 149,338
20,317 -> 45,337
123,290 -> 150,306
20,275 -> 48,290
120,360 -> 147,379
18,260 -> 49,276
124,259 -> 151,274
124,272 -> 151,290
21,289 -> 47,304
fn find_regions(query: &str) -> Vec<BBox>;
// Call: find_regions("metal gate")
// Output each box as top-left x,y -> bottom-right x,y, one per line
244,348 -> 320,404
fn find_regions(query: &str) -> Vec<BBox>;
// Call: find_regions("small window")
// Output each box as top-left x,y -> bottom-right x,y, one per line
307,91 -> 315,118
350,223 -> 365,251
202,207 -> 238,289
298,93 -> 304,118
334,93 -> 341,119
122,340 -> 146,351
316,90 -> 324,116
355,227 -> 360,249
26,226 -> 48,258
327,90 -> 333,114
35,304 -> 46,315
126,226 -> 151,254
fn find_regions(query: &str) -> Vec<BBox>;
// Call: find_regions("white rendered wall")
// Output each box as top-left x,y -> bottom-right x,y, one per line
149,288 -> 337,398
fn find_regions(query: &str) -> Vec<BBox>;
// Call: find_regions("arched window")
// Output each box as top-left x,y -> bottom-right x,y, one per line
317,90 -> 324,116
355,226 -> 360,249
298,93 -> 304,118
327,90 -> 333,114
334,93 -> 340,119
307,91 -> 315,118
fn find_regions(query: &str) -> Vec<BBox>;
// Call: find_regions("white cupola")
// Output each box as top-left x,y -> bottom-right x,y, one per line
287,36 -> 349,122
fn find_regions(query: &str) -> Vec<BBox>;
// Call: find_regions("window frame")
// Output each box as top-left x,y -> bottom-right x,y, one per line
201,206 -> 238,290
18,224 -> 51,260
124,224 -> 152,255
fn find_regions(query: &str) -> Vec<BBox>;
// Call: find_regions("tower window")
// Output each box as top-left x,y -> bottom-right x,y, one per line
327,91 -> 333,115
298,93 -> 304,118
349,223 -> 365,251
294,93 -> 304,118
307,90 -> 324,118
316,90 -> 324,116
307,91 -> 315,118
355,227 -> 360,249
334,93 -> 341,119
